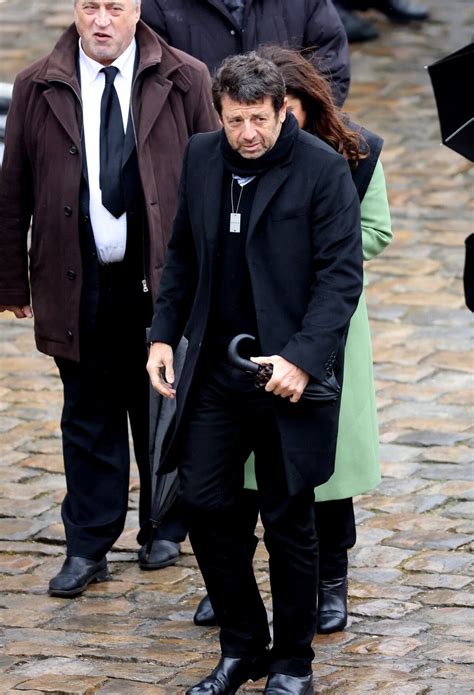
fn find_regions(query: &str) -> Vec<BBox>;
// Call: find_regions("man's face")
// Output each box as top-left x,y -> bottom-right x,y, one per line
220,95 -> 287,159
75,1 -> 140,66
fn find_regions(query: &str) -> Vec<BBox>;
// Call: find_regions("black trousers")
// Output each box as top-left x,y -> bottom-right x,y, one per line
178,360 -> 318,677
55,263 -> 151,560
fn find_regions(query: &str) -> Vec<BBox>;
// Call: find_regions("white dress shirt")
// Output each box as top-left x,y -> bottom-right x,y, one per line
79,38 -> 136,265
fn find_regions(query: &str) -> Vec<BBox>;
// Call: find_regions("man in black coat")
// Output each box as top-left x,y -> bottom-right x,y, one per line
141,0 -> 350,106
147,52 -> 362,695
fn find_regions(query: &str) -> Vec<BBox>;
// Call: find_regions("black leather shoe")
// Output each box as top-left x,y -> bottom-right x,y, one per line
264,673 -> 314,694
48,556 -> 110,598
333,3 -> 379,42
194,594 -> 217,626
138,540 -> 180,570
186,655 -> 269,694
317,575 -> 348,634
374,0 -> 429,22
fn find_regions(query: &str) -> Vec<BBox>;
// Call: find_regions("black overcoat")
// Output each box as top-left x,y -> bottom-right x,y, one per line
149,126 -> 363,495
141,0 -> 350,106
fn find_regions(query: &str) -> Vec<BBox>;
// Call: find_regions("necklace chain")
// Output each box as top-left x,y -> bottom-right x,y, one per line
230,175 -> 245,214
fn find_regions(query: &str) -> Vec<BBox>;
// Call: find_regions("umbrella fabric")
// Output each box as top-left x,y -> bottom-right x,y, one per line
428,42 -> 474,161
148,337 -> 188,527
464,234 -> 474,313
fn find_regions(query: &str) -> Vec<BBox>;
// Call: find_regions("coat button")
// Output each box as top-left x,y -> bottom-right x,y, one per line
64,206 -> 73,217
66,330 -> 74,342
82,214 -> 89,223
69,145 -> 78,155
230,29 -> 236,35
66,270 -> 76,280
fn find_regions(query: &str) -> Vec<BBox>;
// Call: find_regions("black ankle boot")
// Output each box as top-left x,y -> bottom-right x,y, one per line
186,654 -> 269,694
317,575 -> 348,634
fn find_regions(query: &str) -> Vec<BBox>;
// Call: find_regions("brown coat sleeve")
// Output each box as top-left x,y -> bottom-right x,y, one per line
0,73 -> 34,306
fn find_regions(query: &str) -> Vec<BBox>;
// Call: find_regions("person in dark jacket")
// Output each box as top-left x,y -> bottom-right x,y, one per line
140,0 -> 351,106
140,0 -> 351,562
146,51 -> 363,695
0,0 -> 219,597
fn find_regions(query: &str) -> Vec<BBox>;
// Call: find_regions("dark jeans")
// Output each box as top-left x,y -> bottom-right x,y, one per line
55,263 -> 151,560
178,360 -> 318,677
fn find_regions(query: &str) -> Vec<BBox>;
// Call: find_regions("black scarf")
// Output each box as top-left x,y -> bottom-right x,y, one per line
221,112 -> 299,177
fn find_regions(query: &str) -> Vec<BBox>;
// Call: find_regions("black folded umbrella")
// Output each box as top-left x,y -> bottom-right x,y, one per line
228,333 -> 340,404
144,337 -> 187,559
427,43 -> 474,161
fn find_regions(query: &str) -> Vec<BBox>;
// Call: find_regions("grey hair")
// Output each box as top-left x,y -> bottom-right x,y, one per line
212,51 -> 286,116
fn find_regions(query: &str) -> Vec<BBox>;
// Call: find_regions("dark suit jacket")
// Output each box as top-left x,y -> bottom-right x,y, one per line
149,126 -> 363,494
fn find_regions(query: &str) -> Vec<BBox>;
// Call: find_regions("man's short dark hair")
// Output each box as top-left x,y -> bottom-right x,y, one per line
212,51 -> 285,116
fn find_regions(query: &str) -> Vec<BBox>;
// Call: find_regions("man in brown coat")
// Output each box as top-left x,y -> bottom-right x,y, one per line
0,0 -> 218,597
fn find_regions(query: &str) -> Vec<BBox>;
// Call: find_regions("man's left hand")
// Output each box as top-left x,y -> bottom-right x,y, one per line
250,355 -> 310,403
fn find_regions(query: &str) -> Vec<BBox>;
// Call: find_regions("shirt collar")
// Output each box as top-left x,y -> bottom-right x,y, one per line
78,37 -> 137,85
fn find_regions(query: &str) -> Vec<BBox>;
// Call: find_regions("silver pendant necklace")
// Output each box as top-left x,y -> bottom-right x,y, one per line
229,174 -> 255,233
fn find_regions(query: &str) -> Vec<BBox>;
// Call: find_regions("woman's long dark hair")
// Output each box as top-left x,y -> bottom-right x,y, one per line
258,46 -> 367,169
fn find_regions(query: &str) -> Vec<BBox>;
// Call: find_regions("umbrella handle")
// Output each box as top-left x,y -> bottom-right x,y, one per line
227,334 -> 260,374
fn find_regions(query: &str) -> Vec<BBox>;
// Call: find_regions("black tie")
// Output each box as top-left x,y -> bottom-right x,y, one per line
99,66 -> 126,218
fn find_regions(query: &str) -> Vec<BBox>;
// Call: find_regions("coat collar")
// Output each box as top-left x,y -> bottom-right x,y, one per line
31,20 -> 193,150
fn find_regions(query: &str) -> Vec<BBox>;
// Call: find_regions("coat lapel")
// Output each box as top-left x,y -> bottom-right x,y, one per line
247,164 -> 291,249
134,75 -> 172,146
43,87 -> 82,151
202,143 -> 225,248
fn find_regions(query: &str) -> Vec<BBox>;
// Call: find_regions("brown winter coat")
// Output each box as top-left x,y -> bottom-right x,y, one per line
0,20 -> 219,361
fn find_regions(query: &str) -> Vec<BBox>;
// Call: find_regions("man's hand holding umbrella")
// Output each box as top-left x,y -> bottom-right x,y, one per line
147,342 -> 176,399
250,355 -> 310,404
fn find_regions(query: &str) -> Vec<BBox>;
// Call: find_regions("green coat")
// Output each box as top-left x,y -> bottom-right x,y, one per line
244,159 -> 392,500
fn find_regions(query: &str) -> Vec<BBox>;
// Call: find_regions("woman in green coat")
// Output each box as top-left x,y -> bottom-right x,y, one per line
193,46 -> 392,633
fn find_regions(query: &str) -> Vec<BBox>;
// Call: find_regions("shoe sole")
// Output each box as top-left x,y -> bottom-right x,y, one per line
138,555 -> 179,571
48,570 -> 111,598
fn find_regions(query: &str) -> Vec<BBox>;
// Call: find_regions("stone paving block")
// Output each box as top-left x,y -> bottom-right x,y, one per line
341,636 -> 422,657
0,554 -> 39,575
349,581 -> 420,602
395,430 -> 469,446
96,680 -> 168,694
350,599 -> 421,620
349,618 -> 430,637
358,493 -> 447,514
417,463 -> 474,482
400,573 -> 472,590
403,551 -> 473,574
419,445 -> 473,463
13,675 -> 108,692
423,641 -> 474,665
428,480 -> 474,500
443,501 -> 474,520
0,518 -> 48,542
385,530 -> 473,551
417,589 -> 474,608
19,453 -> 64,473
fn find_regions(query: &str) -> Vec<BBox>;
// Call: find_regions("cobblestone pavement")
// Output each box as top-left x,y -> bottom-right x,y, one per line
0,0 -> 473,693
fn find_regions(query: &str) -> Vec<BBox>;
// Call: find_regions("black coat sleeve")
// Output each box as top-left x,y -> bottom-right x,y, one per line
279,154 -> 363,381
304,0 -> 351,107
